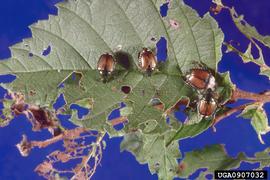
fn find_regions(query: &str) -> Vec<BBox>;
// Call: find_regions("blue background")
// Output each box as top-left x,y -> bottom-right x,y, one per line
0,0 -> 270,179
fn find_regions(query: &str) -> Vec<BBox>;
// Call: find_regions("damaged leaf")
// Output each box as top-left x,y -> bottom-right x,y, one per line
223,5 -> 270,79
229,7 -> 270,48
178,144 -> 270,178
216,72 -> 235,105
120,130 -> 181,180
0,0 -> 229,179
239,104 -> 270,144
0,0 -> 225,140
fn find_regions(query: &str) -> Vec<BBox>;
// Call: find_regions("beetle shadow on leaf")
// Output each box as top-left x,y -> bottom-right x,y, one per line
114,51 -> 133,70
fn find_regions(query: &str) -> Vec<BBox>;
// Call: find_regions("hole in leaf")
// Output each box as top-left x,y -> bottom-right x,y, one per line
29,52 -> 33,57
60,72 -> 83,88
108,103 -> 127,131
0,103 -> 3,110
42,45 -> 51,56
70,104 -> 90,119
72,73 -> 77,81
166,117 -> 170,124
250,43 -> 260,59
120,102 -> 126,107
2,91 -> 11,100
150,37 -> 157,42
114,51 -> 132,69
58,83 -> 65,88
108,108 -> 120,120
169,19 -> 180,29
156,37 -> 167,62
108,106 -> 122,131
121,86 -> 131,94
174,105 -> 188,123
57,114 -> 71,121
160,2 -> 169,17
53,94 -> 66,111
0,113 -> 5,119
56,114 -> 78,129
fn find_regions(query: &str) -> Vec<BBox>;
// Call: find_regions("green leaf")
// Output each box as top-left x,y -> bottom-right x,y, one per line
239,104 -> 270,144
0,0 -> 224,75
165,0 -> 224,72
119,106 -> 133,117
0,1 -> 225,178
178,144 -> 270,179
1,71 -> 72,107
216,72 -> 235,105
120,130 -> 181,180
0,0 -> 223,135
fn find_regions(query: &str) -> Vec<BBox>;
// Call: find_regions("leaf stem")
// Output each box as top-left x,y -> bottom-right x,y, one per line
231,88 -> 270,102
212,88 -> 270,130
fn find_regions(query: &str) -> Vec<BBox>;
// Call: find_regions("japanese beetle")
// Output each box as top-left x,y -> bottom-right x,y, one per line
97,53 -> 115,77
138,48 -> 157,76
185,68 -> 216,91
197,89 -> 217,117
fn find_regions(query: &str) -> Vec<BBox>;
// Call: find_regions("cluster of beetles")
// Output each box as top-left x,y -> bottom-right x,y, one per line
97,48 -> 218,118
